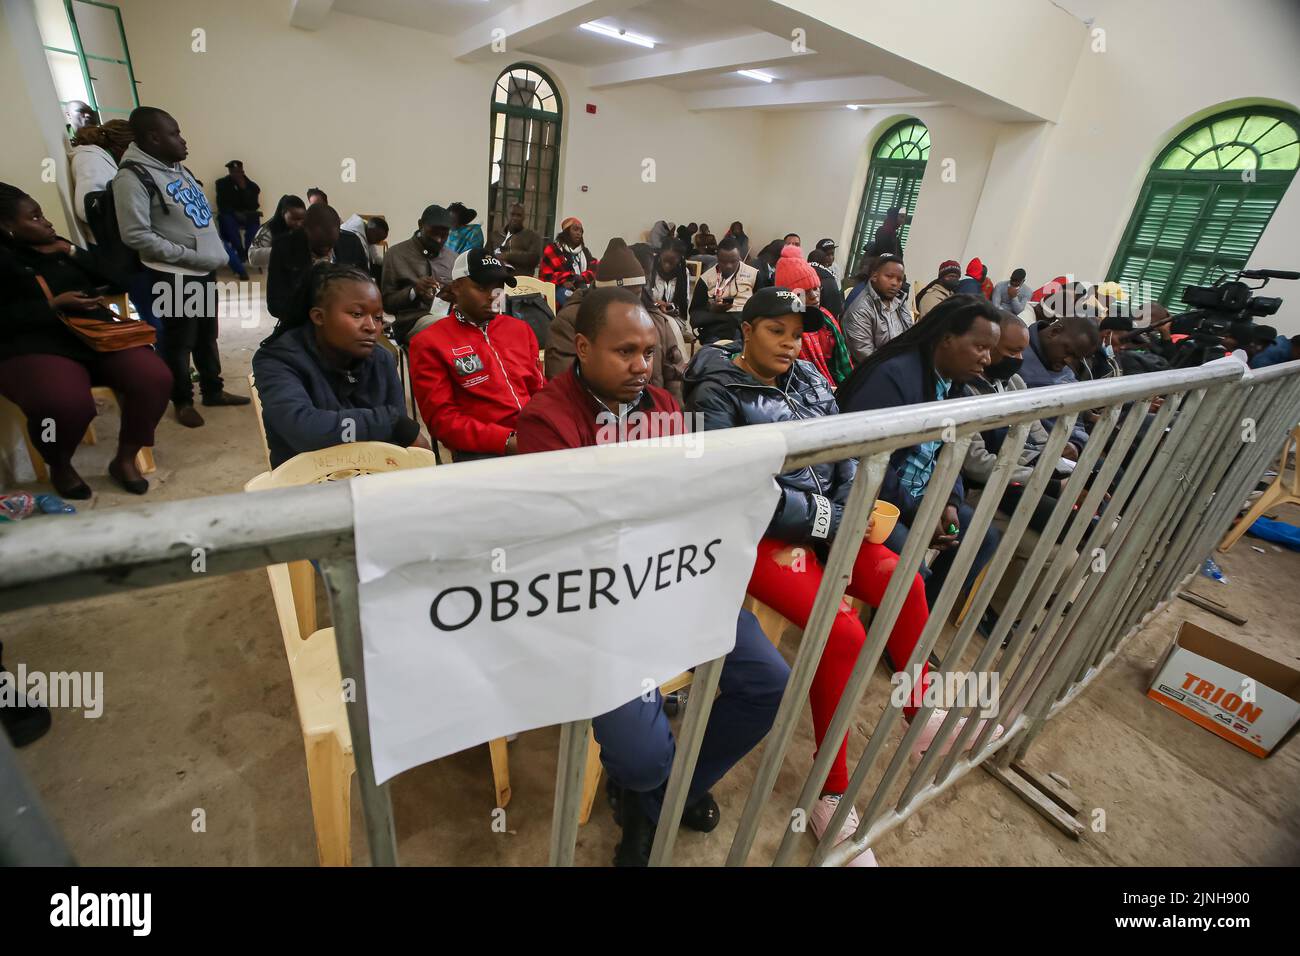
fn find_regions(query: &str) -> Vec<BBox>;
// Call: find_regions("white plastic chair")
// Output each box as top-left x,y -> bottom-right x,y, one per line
244,441 -> 511,863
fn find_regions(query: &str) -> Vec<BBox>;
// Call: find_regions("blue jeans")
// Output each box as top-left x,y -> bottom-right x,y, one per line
884,500 -> 1001,608
591,609 -> 789,822
218,213 -> 259,275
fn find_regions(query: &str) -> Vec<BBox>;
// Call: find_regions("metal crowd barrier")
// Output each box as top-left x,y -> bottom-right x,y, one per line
1,358 -> 1297,866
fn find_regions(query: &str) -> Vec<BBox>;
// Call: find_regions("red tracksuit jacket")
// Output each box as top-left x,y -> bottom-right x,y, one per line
408,309 -> 544,454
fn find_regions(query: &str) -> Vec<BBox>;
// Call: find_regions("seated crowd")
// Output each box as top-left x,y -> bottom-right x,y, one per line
4,105 -> 1293,866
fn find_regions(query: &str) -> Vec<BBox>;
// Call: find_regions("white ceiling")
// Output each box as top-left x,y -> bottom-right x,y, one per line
316,0 -> 1044,116
519,0 -> 756,66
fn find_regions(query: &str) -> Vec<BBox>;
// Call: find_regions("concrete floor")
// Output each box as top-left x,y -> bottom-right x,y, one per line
4,280 -> 1299,866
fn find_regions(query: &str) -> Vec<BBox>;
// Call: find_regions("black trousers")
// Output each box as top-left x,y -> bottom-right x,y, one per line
148,269 -> 225,407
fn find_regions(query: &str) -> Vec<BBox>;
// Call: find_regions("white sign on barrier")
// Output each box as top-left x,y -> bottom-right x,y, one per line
350,431 -> 786,783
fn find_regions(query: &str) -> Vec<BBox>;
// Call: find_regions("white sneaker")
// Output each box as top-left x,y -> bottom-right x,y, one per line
909,709 -> 1004,760
810,794 -> 879,867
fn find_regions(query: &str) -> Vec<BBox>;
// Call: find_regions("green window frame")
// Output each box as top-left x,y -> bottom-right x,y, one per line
487,64 -> 563,247
846,119 -> 930,276
1107,106 -> 1300,307
41,0 -> 140,123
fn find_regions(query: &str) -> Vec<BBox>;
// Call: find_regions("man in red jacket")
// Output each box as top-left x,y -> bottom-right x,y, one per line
516,287 -> 684,452
514,287 -> 790,866
409,248 -> 544,460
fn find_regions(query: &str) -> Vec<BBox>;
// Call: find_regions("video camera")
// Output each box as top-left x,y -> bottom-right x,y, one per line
1165,268 -> 1297,367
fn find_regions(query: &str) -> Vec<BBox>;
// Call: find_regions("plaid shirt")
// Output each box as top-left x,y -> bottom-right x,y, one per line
897,372 -> 952,499
539,242 -> 597,287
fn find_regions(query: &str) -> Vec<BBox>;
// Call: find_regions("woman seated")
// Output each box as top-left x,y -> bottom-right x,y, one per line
539,217 -> 598,308
446,202 -> 485,255
0,183 -> 171,498
247,194 -> 306,270
685,286 -> 972,867
252,262 -> 428,468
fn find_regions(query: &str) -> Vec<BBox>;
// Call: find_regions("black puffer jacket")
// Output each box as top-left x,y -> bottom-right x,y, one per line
684,343 -> 857,543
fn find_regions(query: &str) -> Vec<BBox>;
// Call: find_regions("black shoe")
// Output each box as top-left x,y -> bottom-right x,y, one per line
108,459 -> 148,495
613,796 -> 656,867
201,391 -> 251,407
662,690 -> 688,718
681,792 -> 721,833
977,609 -> 1014,648
0,643 -> 51,748
49,466 -> 92,500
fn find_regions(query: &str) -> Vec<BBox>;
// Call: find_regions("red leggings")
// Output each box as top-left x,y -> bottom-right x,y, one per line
747,536 -> 931,794
0,349 -> 172,469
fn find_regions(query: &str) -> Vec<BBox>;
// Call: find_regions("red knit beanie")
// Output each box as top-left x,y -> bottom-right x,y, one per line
774,244 -> 819,292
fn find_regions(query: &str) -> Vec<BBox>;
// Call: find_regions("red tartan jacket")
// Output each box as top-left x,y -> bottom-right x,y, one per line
408,308 -> 544,454
539,242 -> 598,287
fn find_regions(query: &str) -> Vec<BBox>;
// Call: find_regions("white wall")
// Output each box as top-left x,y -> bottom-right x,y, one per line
758,0 -> 1300,332
752,105 -> 1001,284
1010,0 -> 1300,332
114,0 -> 766,251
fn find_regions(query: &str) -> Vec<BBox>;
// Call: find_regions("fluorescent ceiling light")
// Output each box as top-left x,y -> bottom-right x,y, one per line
846,104 -> 861,110
736,69 -> 774,83
579,21 -> 656,48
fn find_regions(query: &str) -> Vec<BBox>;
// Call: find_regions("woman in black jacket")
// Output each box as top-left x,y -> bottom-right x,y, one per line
684,286 -> 934,867
252,262 -> 428,468
0,183 -> 171,497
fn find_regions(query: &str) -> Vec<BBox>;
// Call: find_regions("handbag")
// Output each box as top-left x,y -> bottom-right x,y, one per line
36,274 -> 156,352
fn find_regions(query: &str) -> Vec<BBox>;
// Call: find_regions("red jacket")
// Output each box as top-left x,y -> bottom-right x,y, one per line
515,365 -> 684,453
409,308 -> 544,454
539,242 -> 598,288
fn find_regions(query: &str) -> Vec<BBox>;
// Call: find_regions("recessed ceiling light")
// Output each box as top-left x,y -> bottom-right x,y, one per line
579,21 -> 656,48
736,69 -> 775,83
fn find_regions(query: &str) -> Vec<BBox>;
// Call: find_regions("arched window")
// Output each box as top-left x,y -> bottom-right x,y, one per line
1108,106 -> 1300,305
846,119 -> 930,275
488,64 -> 563,246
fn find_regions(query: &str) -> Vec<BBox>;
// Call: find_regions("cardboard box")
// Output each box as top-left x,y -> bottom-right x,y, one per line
1147,621 -> 1300,758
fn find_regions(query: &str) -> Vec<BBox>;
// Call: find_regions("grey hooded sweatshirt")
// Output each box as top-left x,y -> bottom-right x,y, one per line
111,142 -> 227,274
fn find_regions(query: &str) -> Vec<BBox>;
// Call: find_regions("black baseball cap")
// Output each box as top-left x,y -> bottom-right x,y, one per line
452,248 -> 517,288
741,286 -> 823,332
815,238 -> 837,252
420,204 -> 453,228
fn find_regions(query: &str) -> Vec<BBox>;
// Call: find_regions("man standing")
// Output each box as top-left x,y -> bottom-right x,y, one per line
808,240 -> 844,318
215,160 -> 261,278
868,207 -> 908,258
381,204 -> 457,345
514,287 -> 789,866
408,248 -> 544,460
267,203 -> 368,320
688,237 -> 758,344
914,260 -> 962,319
991,268 -> 1030,315
113,106 -> 248,428
490,203 -> 542,276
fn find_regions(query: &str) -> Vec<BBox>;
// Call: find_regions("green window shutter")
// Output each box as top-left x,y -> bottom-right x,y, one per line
1109,107 -> 1299,306
847,119 -> 929,276
487,65 -> 563,246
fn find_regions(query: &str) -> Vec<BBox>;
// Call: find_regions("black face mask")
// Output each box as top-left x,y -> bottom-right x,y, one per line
984,355 -> 1023,381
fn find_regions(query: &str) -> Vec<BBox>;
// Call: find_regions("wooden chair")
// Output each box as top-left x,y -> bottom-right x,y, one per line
1220,422 -> 1300,551
577,593 -> 792,825
508,275 -> 556,314
244,442 -> 512,864
687,259 -> 703,282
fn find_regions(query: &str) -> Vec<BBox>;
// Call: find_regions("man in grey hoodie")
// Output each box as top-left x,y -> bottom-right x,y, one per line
113,107 -> 248,427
